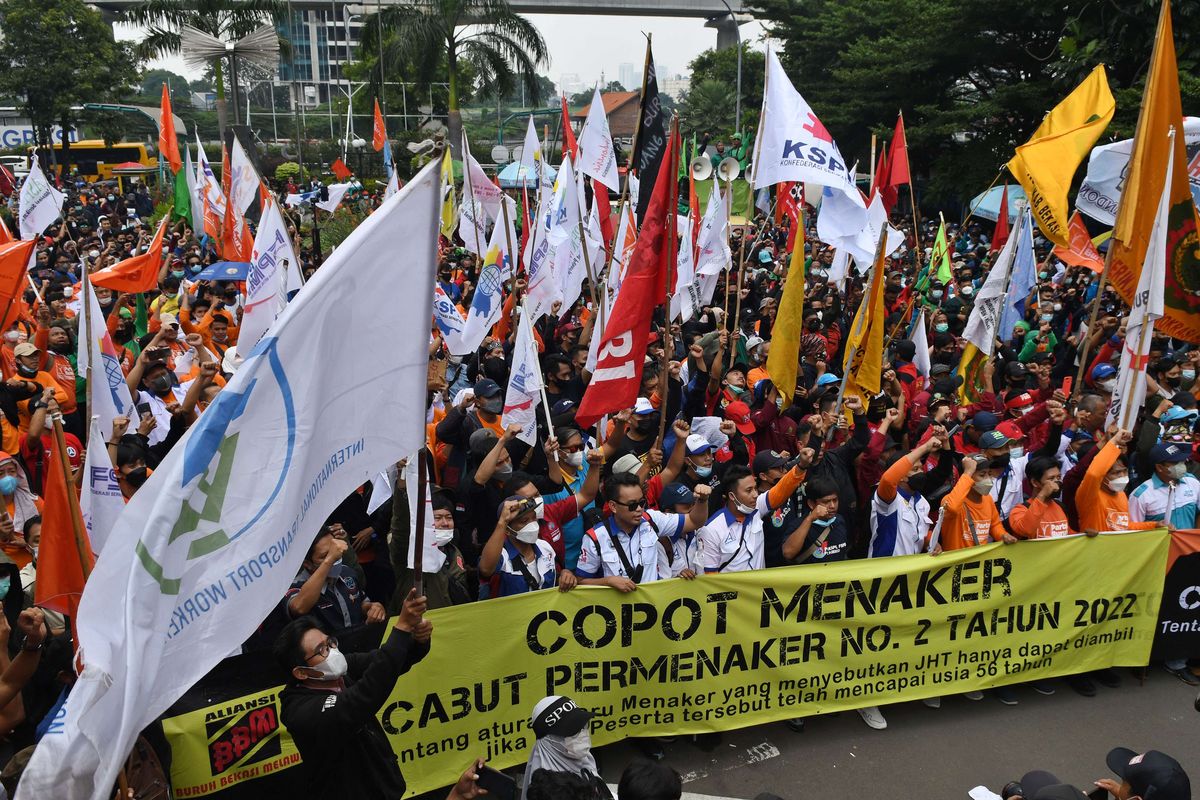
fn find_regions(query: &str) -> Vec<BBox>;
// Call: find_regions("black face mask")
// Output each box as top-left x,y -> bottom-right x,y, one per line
1164,376 -> 1181,389
806,319 -> 821,331
124,466 -> 150,489
635,415 -> 659,434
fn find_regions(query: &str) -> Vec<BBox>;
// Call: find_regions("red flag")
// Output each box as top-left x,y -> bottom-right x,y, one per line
372,99 -> 387,152
992,184 -> 1011,253
0,239 -> 35,329
91,216 -> 170,293
561,95 -> 578,161
159,83 -> 182,174
887,113 -> 910,187
520,183 -> 532,272
331,158 -> 353,180
0,164 -> 14,198
874,145 -> 898,213
775,182 -> 790,226
34,430 -> 93,621
0,215 -> 12,245
575,128 -> 677,429
593,178 -> 614,252
1053,211 -> 1105,272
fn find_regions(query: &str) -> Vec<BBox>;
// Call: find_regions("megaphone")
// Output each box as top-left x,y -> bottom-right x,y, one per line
690,157 -> 713,181
717,157 -> 741,183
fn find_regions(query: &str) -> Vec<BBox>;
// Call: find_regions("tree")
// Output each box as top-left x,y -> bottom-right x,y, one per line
367,0 -> 548,157
139,68 -> 192,105
679,80 -> 738,138
685,44 -> 764,138
122,0 -> 285,136
0,0 -> 140,175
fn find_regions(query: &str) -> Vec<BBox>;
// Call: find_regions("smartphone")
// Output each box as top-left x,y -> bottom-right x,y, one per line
136,402 -> 152,417
475,766 -> 515,800
1062,376 -> 1073,396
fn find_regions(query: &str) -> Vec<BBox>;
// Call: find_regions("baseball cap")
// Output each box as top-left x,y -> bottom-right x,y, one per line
1151,442 -> 1191,464
979,430 -> 1012,450
12,342 -> 38,358
531,695 -> 592,739
932,375 -> 963,396
815,372 -> 840,387
472,378 -> 502,399
1092,363 -> 1118,381
551,399 -> 576,417
1161,405 -> 1198,425
724,401 -> 755,435
1031,785 -> 1089,800
1106,748 -> 1191,800
468,428 -> 499,457
1005,361 -> 1029,380
930,363 -> 952,376
758,249 -> 773,263
660,482 -> 695,507
159,312 -> 179,327
685,434 -> 713,455
633,397 -> 656,415
612,453 -> 642,477
745,336 -> 764,351
1018,771 -> 1063,799
996,421 -> 1024,441
752,450 -> 788,474
893,340 -> 916,361
969,411 -> 999,432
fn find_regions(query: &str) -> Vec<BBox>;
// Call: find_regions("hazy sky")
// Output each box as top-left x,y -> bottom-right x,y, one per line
117,14 -> 767,89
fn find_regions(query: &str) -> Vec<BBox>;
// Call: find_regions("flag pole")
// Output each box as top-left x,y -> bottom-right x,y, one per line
829,226 -> 888,440
657,115 -> 680,448
869,133 -> 877,189
412,448 -> 427,596
1119,320 -> 1151,430
522,298 -> 560,463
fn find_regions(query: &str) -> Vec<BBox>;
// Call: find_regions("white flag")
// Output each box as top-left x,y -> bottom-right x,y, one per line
670,215 -> 699,322
184,145 -> 203,234
404,456 -> 442,571
433,284 -> 470,356
81,416 -> 125,556
608,203 -> 637,293
912,311 -> 931,380
384,168 -> 400,201
549,157 -> 588,314
503,306 -> 543,446
228,137 -> 259,215
18,155 -> 65,240
523,180 -> 559,322
520,116 -> 543,174
578,87 -> 620,191
195,136 -> 226,222
316,181 -> 354,213
17,160 -> 441,800
459,195 -> 490,258
751,50 -> 862,210
463,133 -> 503,220
818,189 -> 902,265
458,210 -> 512,353
76,278 -> 132,436
961,221 -> 1020,357
696,180 -> 732,277
241,199 -> 300,352
1107,137 -> 1172,429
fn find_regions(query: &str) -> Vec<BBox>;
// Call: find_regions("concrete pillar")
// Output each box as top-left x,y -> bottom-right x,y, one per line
705,14 -> 741,50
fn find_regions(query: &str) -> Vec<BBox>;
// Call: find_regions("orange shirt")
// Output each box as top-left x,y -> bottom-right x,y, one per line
1008,498 -> 1072,539
17,371 -> 71,431
1075,441 -> 1158,532
747,366 -> 771,387
939,473 -> 1004,550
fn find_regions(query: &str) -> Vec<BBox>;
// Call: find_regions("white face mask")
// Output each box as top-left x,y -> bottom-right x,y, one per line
511,521 -> 540,544
1165,462 -> 1188,482
1098,379 -> 1117,393
730,494 -> 756,515
308,647 -> 348,680
563,729 -> 591,760
62,286 -> 73,298
430,526 -> 454,548
973,478 -> 995,494
1105,476 -> 1129,493
1010,446 -> 1025,459
565,451 -> 584,468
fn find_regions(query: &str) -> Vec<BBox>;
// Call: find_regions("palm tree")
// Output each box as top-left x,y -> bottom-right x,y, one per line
366,0 -> 548,157
122,0 -> 285,135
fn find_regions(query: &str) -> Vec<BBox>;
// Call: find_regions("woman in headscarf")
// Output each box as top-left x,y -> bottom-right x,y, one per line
521,695 -> 610,800
0,452 -> 41,569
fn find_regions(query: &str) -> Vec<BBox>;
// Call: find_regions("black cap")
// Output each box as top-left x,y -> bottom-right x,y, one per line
1106,748 -> 1191,800
1031,785 -> 1089,800
1019,771 -> 1062,799
893,340 -> 916,361
1006,361 -> 1029,379
660,482 -> 695,507
752,450 -> 788,474
969,411 -> 999,432
531,695 -> 592,739
472,378 -> 502,398
551,399 -> 576,417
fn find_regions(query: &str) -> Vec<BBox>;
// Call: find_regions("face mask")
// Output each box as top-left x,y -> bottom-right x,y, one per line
1097,379 -> 1117,393
1009,446 -> 1025,459
148,374 -> 172,393
806,319 -> 821,331
1164,376 -> 1181,389
62,286 -> 73,299
730,495 -> 756,515
16,364 -> 37,378
2,331 -> 17,343
565,450 -> 584,468
1105,475 -> 1129,493
727,384 -> 746,397
635,416 -> 658,434
0,476 -> 17,495
431,526 -> 454,548
1166,462 -> 1187,482
935,323 -> 949,334
480,397 -> 503,415
692,463 -> 712,478
1040,314 -> 1054,324
510,521 -> 540,544
1052,303 -> 1062,312
563,729 -> 591,760
494,462 -> 513,478
960,286 -> 973,296
172,270 -> 185,279
88,249 -> 100,259
812,515 -> 835,527
308,647 -> 348,680
1039,271 -> 1049,280
972,477 -> 995,494
1183,370 -> 1196,382
0,577 -> 9,597
931,290 -> 943,300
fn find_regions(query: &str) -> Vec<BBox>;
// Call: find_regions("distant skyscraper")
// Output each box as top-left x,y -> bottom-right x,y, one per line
559,72 -> 584,97
618,62 -> 637,92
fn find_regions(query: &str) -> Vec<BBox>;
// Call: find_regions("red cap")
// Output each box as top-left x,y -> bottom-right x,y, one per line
724,401 -> 756,435
996,420 -> 1023,441
1004,392 -> 1034,411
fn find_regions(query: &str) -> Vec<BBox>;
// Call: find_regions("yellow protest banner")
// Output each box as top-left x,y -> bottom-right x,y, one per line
159,532 -> 1168,798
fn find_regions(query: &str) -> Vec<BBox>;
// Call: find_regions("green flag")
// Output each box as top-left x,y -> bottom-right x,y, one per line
932,220 -> 952,285
135,293 -> 148,340
171,168 -> 191,225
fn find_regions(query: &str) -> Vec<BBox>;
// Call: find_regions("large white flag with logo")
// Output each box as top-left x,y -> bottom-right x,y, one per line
503,305 -> 543,446
578,87 -> 620,191
1107,139 -> 1171,429
76,278 -> 132,436
459,210 -> 513,353
80,416 -> 125,556
548,157 -> 590,314
17,160 -> 440,800
433,284 -> 470,356
520,115 -> 543,174
228,137 -> 259,215
751,50 -> 862,209
240,198 -> 301,352
18,155 -> 65,240
463,133 -> 503,220
194,136 -> 226,222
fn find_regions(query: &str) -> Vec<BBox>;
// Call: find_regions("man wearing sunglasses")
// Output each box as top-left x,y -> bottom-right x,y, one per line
573,472 -> 712,591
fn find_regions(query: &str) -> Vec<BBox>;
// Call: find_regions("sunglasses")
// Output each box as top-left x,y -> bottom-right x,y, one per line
615,497 -> 647,511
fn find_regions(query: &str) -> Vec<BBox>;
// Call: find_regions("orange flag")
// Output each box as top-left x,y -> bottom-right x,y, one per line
0,239 -> 34,329
221,196 -> 254,262
91,215 -> 170,293
159,83 -> 182,174
34,431 -> 94,622
372,99 -> 387,152
331,158 -> 352,180
1053,211 -> 1105,272
0,215 -> 12,245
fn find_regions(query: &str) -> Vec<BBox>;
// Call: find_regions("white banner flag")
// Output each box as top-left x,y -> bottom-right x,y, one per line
434,284 -> 470,356
459,214 -> 512,353
316,181 -> 355,213
912,311 -> 931,380
670,215 -> 699,322
404,456 -> 442,571
520,115 -> 543,174
751,50 -> 862,210
195,136 -> 227,222
696,180 -> 732,277
17,160 -> 440,800
463,133 -> 503,220
1107,137 -> 1172,429
81,416 -> 125,556
578,87 -> 620,191
76,279 -> 132,436
549,157 -> 589,314
241,199 -> 300,352
18,155 -> 65,240
503,306 -> 544,446
228,137 -> 259,215
961,221 -> 1020,357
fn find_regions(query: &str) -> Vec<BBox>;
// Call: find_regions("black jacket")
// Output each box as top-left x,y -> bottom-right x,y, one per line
280,629 -> 428,800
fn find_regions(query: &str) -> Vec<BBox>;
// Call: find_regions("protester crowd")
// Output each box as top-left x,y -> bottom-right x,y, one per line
0,141 -> 1195,800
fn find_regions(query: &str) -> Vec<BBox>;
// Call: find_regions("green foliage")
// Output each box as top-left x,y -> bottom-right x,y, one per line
275,161 -> 300,181
121,0 -> 286,63
139,67 -> 192,104
0,0 -> 140,155
683,44 -> 763,138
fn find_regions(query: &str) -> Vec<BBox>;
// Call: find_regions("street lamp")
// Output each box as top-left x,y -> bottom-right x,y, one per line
717,0 -> 742,133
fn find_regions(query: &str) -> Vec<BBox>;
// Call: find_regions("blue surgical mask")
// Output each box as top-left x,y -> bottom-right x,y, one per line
692,463 -> 712,478
935,323 -> 949,333
0,475 -> 17,495
812,516 -> 835,527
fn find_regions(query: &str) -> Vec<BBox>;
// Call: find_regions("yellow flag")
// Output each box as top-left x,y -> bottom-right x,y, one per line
842,233 -> 888,401
1108,0 -> 1200,343
439,149 -> 457,238
1008,65 -> 1115,247
766,217 -> 805,407
956,341 -> 990,404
